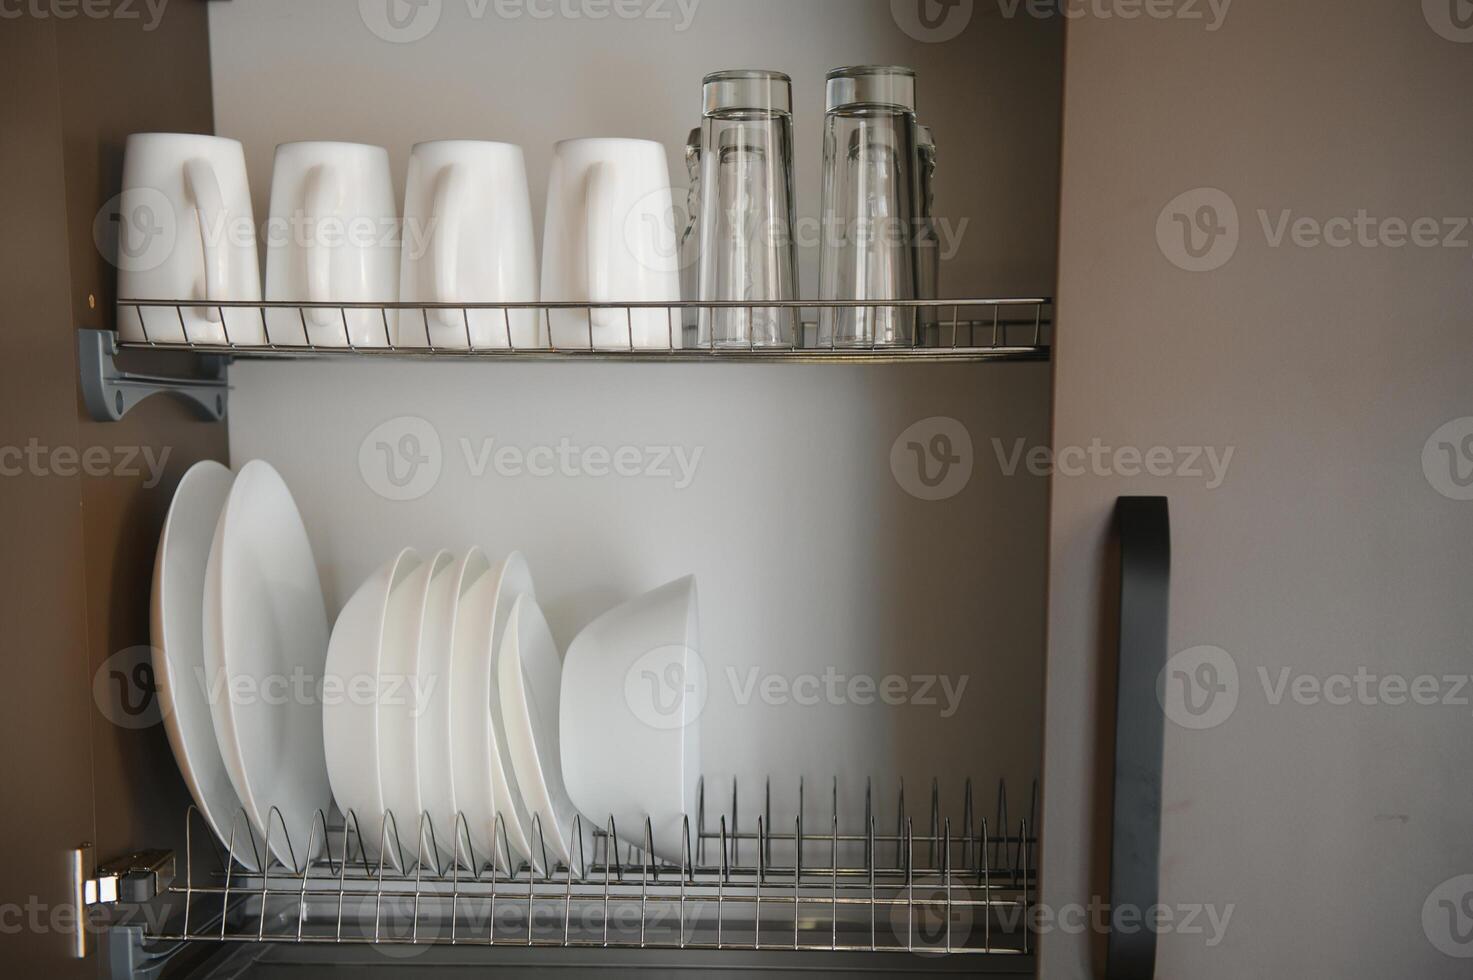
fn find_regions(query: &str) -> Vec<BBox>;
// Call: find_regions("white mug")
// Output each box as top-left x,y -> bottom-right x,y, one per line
541,138 -> 682,350
397,140 -> 543,349
115,133 -> 264,345
264,142 -> 399,348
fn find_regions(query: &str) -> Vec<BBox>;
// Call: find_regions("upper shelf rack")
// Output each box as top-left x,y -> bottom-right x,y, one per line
111,297 -> 1052,362
84,298 -> 1051,421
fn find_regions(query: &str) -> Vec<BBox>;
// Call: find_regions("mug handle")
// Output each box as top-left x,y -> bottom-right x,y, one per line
302,164 -> 340,332
183,158 -> 226,326
584,162 -> 616,315
428,163 -> 467,334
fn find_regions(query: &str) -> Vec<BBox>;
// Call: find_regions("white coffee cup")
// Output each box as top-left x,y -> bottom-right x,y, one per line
397,141 -> 543,350
541,138 -> 682,350
264,142 -> 399,348
115,134 -> 265,345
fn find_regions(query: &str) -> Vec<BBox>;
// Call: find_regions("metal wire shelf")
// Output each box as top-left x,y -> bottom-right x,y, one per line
139,777 -> 1037,957
112,298 -> 1053,363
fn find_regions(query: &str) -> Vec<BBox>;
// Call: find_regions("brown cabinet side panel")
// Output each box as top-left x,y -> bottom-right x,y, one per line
57,5 -> 231,869
0,18 -> 99,980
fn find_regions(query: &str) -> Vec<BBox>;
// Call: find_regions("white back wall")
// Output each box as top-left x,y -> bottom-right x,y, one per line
229,360 -> 1051,830
208,0 -> 1062,298
211,1 -> 1063,827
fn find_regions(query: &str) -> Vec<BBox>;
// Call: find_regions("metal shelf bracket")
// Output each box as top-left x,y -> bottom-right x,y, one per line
79,329 -> 229,423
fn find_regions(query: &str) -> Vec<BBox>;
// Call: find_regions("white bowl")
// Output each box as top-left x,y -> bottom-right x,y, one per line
499,594 -> 589,874
560,576 -> 701,865
379,550 -> 454,868
323,549 -> 421,869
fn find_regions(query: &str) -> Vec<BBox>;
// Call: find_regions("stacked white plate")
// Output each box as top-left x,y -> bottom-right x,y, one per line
153,459 -> 332,873
155,460 -> 703,874
323,547 -> 583,873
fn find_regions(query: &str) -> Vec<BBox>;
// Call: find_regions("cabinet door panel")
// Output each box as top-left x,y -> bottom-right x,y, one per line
0,18 -> 97,978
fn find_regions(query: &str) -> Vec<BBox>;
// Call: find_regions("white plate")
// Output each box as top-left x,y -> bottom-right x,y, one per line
560,576 -> 701,865
203,460 -> 332,872
449,552 -> 535,871
417,550 -> 489,868
323,548 -> 421,870
499,594 -> 588,874
152,461 -> 261,872
379,550 -> 453,868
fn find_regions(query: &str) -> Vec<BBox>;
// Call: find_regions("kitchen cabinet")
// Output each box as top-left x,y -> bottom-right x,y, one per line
5,2 -> 1468,979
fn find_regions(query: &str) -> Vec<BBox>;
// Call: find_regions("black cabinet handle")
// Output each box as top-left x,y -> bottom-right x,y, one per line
1106,497 -> 1170,980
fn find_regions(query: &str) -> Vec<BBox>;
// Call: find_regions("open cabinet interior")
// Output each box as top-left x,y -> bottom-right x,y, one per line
12,4 -> 1471,979
210,0 -> 1062,804
31,1 -> 1067,976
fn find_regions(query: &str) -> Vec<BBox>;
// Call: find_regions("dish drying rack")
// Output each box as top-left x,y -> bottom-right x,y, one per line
81,298 -> 1051,422
85,498 -> 1169,979
92,776 -> 1037,977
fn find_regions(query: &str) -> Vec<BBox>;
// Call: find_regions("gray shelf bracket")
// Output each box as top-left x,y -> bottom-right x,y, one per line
79,329 -> 229,423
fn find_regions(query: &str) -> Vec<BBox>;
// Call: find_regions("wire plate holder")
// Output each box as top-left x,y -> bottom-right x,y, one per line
79,328 -> 229,423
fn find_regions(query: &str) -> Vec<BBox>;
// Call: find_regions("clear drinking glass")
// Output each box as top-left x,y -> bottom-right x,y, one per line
915,125 -> 941,338
680,127 -> 703,338
817,66 -> 922,348
697,70 -> 800,348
